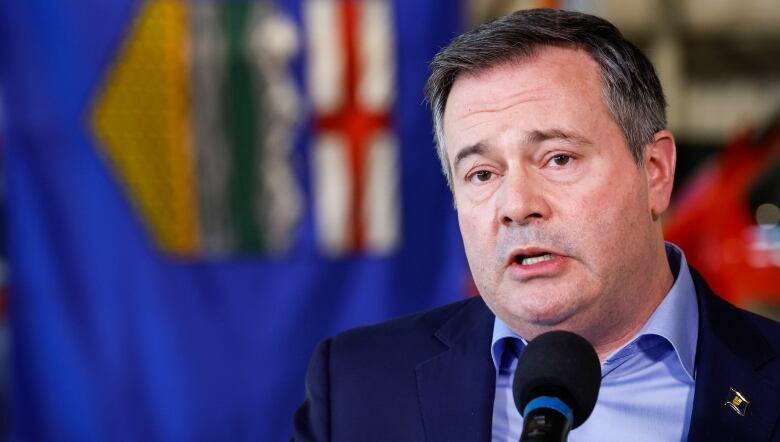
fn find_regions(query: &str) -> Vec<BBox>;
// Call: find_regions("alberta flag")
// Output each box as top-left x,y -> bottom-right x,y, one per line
0,0 -> 465,440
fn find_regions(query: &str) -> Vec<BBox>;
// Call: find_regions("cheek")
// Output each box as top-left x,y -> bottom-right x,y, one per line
458,210 -> 486,253
457,209 -> 499,279
580,166 -> 644,218
568,177 -> 649,265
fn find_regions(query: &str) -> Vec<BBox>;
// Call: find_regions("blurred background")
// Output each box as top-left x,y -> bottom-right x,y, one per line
0,0 -> 777,440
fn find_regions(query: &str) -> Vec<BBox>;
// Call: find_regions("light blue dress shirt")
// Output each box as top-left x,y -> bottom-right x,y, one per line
490,243 -> 698,441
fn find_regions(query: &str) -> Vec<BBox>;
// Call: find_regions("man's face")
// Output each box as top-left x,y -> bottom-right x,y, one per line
443,47 -> 668,340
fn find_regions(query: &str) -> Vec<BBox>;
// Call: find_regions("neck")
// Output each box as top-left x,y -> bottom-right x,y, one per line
588,243 -> 675,362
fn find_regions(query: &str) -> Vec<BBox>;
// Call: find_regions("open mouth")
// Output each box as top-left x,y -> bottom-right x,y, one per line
513,252 -> 557,266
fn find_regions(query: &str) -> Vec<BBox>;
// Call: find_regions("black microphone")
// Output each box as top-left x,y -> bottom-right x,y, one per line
512,330 -> 601,442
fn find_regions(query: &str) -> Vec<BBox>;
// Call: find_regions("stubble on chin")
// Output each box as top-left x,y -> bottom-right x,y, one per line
495,282 -> 588,338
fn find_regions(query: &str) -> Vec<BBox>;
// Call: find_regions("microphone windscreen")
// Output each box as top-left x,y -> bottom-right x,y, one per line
512,330 -> 601,428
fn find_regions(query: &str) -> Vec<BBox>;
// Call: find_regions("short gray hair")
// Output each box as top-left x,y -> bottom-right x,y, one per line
424,8 -> 667,187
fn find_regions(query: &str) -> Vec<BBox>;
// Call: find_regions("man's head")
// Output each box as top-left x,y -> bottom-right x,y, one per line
425,8 -> 666,188
425,9 -> 676,353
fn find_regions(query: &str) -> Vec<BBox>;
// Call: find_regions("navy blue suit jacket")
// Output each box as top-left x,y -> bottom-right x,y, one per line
293,270 -> 780,441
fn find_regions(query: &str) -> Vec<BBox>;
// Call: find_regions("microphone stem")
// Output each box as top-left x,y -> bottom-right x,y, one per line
519,407 -> 571,442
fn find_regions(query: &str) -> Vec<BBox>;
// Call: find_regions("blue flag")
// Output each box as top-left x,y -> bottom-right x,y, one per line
0,0 -> 465,440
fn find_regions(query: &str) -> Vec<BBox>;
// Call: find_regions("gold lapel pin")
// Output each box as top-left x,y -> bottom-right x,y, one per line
724,387 -> 749,416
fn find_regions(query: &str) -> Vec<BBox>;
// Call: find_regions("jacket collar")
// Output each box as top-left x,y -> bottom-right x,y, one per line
416,296 -> 496,442
687,268 -> 780,441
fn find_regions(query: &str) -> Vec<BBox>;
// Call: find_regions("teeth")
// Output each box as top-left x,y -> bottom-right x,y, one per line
521,253 -> 555,265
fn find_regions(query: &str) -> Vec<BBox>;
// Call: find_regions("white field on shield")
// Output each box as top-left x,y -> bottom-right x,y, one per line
363,131 -> 400,254
357,0 -> 395,111
304,0 -> 344,113
313,134 -> 351,255
248,4 -> 303,254
190,1 -> 233,252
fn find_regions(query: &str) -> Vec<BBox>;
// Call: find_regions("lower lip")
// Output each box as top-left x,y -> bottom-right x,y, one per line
506,255 -> 568,280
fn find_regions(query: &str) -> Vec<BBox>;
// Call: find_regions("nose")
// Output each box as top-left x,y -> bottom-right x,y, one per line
498,168 -> 551,226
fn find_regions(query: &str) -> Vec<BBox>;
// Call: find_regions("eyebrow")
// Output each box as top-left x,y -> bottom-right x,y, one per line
524,129 -> 592,146
451,129 -> 592,170
453,142 -> 488,170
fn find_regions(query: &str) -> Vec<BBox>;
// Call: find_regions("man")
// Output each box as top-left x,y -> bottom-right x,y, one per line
293,9 -> 780,441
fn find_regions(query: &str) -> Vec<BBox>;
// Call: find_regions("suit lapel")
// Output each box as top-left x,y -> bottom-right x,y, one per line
416,297 -> 496,442
687,270 -> 780,441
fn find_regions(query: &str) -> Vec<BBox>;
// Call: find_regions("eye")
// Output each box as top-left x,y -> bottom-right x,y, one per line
550,154 -> 572,166
468,170 -> 494,183
475,171 -> 492,181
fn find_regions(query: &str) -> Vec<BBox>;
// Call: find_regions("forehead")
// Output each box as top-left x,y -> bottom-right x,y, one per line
442,47 -> 607,143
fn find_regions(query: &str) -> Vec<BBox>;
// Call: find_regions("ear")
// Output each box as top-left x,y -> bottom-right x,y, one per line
644,130 -> 676,218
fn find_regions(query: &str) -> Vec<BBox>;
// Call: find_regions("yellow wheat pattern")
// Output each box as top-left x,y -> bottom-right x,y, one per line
92,0 -> 200,255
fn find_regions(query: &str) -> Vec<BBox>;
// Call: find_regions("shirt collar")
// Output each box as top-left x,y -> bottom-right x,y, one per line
623,242 -> 698,380
490,242 -> 698,380
490,314 -> 526,370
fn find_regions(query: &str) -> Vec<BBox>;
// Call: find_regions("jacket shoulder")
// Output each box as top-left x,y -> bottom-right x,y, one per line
330,296 -> 484,362
688,268 -> 780,441
294,297 -> 491,441
696,272 -> 780,367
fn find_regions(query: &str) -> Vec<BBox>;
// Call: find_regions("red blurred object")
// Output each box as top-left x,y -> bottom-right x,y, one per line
665,120 -> 780,307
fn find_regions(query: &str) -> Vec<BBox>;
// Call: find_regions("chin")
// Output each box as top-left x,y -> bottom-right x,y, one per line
528,309 -> 576,327
503,302 -> 579,333
501,311 -> 569,340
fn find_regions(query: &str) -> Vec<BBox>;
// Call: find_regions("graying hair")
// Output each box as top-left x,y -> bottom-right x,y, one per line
424,8 -> 667,188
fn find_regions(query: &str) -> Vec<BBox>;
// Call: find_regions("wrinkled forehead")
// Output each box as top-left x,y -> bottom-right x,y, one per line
440,42 -> 602,114
443,47 -> 605,126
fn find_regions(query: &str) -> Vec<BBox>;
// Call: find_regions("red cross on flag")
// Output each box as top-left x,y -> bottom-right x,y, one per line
305,0 -> 400,256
